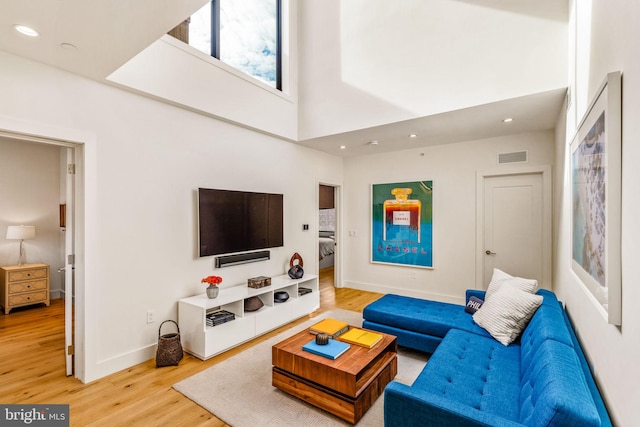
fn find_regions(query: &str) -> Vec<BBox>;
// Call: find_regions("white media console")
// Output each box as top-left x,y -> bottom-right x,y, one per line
178,273 -> 319,360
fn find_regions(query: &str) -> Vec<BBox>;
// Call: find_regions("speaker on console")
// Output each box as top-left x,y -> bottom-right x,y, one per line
215,250 -> 270,268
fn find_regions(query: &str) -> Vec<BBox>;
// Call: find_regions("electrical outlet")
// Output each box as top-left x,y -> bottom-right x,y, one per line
411,272 -> 417,279
146,310 -> 154,324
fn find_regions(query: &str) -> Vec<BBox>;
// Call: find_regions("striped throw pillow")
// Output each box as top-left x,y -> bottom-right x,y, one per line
473,285 -> 543,346
485,268 -> 538,301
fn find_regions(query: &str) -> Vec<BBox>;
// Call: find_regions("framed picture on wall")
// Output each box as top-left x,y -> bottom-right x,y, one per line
371,180 -> 433,268
570,71 -> 622,326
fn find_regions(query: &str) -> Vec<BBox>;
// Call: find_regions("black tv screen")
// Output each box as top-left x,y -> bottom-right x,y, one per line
198,188 -> 284,257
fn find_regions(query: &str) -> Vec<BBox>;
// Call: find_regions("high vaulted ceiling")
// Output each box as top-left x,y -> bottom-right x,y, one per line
0,0 -> 567,156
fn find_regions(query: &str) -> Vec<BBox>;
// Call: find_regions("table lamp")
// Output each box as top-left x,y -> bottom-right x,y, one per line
6,225 -> 36,265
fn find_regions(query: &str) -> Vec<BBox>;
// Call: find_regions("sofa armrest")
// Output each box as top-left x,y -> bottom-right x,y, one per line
466,289 -> 486,303
384,382 -> 524,427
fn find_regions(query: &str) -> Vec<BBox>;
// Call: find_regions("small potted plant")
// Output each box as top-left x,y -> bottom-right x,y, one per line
202,275 -> 223,299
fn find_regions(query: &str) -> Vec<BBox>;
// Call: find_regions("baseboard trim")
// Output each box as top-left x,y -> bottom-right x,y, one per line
50,290 -> 63,299
343,281 -> 465,305
90,344 -> 156,383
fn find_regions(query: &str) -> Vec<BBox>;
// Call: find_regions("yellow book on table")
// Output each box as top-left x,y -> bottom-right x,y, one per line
309,318 -> 349,338
339,328 -> 383,348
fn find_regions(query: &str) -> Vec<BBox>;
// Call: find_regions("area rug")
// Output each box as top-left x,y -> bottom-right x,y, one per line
173,309 -> 428,426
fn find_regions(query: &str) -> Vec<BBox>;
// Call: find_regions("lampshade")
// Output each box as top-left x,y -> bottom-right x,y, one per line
6,225 -> 36,240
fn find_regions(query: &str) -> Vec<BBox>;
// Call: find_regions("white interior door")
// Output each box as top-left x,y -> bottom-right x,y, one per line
64,148 -> 75,376
479,170 -> 551,289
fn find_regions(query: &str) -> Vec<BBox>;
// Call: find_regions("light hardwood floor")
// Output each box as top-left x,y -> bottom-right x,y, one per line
0,268 -> 382,426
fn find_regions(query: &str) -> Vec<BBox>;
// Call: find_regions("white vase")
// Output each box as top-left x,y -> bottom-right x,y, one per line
206,285 -> 219,299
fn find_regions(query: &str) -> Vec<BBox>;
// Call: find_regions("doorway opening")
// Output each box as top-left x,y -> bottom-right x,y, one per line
318,183 -> 340,292
0,129 -> 84,380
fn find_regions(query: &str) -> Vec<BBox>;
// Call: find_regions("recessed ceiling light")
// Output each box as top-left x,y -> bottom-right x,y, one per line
369,140 -> 379,146
14,24 -> 39,37
409,133 -> 418,138
339,145 -> 347,150
502,118 -> 513,123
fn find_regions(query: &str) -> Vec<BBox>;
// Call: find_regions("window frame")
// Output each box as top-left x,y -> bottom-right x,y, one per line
209,0 -> 282,91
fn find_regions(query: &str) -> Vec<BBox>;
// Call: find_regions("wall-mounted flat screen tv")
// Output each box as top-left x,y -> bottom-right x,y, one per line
198,188 -> 284,257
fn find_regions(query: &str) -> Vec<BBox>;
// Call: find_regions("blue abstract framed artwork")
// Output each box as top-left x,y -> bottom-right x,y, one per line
570,71 -> 622,326
371,181 -> 433,268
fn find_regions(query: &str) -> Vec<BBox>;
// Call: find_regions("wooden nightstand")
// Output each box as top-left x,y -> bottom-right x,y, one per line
0,264 -> 50,314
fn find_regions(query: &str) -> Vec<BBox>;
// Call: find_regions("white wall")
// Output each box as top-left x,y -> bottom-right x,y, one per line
0,138 -> 63,294
342,131 -> 554,304
298,0 -> 568,140
0,51 -> 342,382
552,1 -> 640,425
108,0 -> 299,141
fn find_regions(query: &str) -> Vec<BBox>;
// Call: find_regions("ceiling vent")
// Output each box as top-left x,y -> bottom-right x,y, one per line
498,151 -> 528,164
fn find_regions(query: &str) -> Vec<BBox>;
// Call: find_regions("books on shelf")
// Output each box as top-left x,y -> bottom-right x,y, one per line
302,339 -> 350,360
206,309 -> 235,327
338,328 -> 383,348
309,318 -> 349,338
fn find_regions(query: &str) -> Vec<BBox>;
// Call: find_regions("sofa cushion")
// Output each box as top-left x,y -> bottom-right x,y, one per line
362,320 -> 444,353
485,268 -> 538,301
520,299 -> 573,349
473,286 -> 543,346
520,339 -> 600,426
363,294 -> 490,339
413,329 -> 522,422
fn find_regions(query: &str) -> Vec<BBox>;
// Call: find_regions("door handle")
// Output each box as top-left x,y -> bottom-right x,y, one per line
485,250 -> 496,255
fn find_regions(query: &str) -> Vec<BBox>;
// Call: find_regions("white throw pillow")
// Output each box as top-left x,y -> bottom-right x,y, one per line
473,285 -> 543,346
485,268 -> 538,301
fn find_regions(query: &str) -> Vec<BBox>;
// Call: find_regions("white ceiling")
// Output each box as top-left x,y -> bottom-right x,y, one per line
0,0 -> 567,157
298,89 -> 567,157
0,0 -> 207,80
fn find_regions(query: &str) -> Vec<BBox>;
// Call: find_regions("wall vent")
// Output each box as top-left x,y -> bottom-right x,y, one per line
498,151 -> 528,164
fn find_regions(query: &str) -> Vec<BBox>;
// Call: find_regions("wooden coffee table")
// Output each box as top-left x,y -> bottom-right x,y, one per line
272,325 -> 397,424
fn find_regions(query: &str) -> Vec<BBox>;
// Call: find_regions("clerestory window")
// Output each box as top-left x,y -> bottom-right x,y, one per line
188,0 -> 282,90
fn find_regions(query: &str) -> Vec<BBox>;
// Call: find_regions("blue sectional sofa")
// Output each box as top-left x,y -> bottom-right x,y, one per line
363,289 -> 612,427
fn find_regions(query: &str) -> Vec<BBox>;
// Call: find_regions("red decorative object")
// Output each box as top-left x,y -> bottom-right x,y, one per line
201,275 -> 223,286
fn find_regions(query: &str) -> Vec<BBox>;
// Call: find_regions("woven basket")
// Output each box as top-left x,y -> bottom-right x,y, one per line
155,320 -> 184,368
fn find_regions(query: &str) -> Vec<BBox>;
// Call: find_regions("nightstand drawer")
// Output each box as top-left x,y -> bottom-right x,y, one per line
8,279 -> 48,294
8,267 -> 48,282
8,291 -> 48,306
